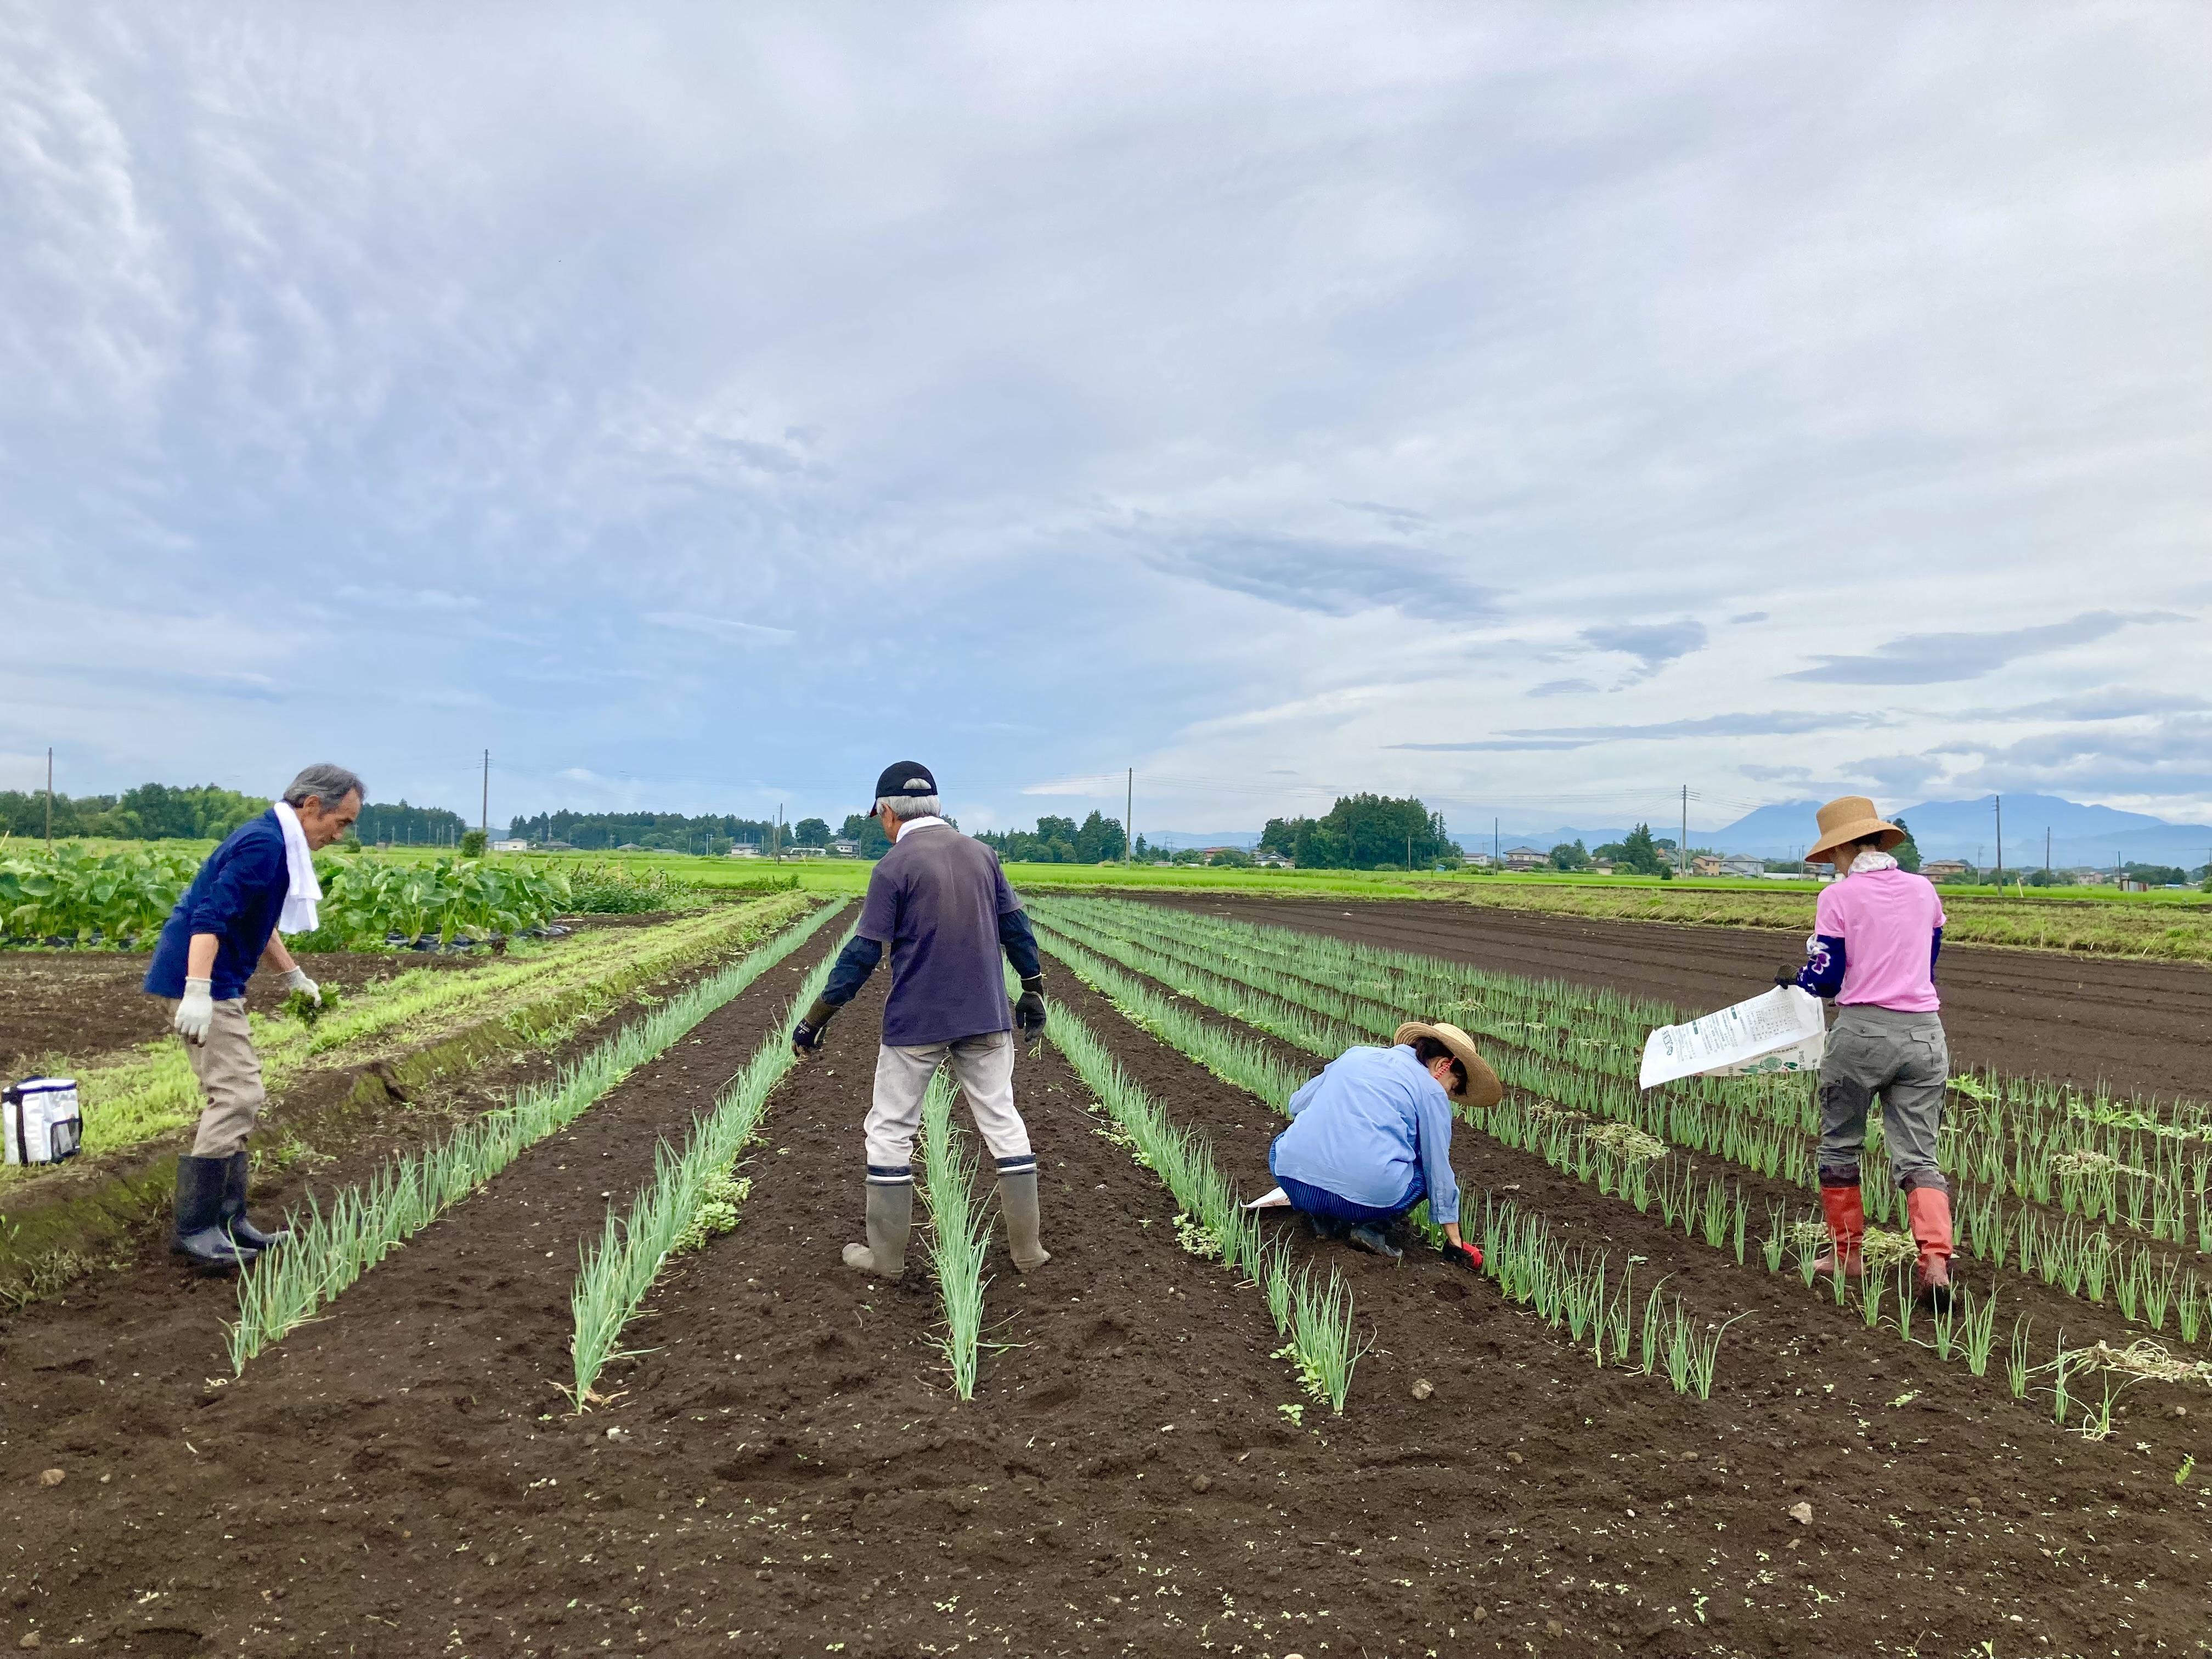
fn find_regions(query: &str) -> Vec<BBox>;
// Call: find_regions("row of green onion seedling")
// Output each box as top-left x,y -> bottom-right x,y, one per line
1036,905 -> 2212,1384
1040,989 -> 1365,1412
915,1068 -> 993,1400
227,899 -> 847,1372
1032,923 -> 1740,1401
566,929 -> 850,1407
1036,900 -> 2212,1346
1039,904 -> 2212,1421
1045,896 -> 2212,1257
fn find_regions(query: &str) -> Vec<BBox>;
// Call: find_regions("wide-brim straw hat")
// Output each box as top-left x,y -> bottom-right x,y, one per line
1805,795 -> 1906,866
1393,1020 -> 1504,1109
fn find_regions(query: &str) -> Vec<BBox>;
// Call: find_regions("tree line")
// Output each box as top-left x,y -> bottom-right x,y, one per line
975,811 -> 1127,865
1,783 -> 270,843
1260,794 -> 1452,870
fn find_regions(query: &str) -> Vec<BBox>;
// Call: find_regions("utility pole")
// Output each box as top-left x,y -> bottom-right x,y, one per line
1493,817 -> 1499,866
1993,794 -> 2003,891
481,749 -> 490,839
44,746 -> 53,854
2045,827 -> 2051,875
1125,768 -> 1133,869
1407,831 -> 1414,873
1680,785 -> 1690,879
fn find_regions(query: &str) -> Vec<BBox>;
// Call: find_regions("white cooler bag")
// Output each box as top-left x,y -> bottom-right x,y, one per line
3,1077 -> 83,1165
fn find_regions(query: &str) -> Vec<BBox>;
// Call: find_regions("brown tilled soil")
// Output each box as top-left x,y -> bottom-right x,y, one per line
1137,894 -> 2212,1105
0,896 -> 2206,1657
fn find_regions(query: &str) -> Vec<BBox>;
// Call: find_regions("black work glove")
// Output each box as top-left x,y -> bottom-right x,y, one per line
1014,974 -> 1047,1056
792,996 -> 838,1058
1773,964 -> 1801,989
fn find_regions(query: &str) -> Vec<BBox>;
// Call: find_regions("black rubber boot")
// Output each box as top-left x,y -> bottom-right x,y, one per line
172,1155 -> 256,1269
221,1152 -> 289,1251
1305,1212 -> 1350,1242
996,1168 -> 1051,1272
1348,1223 -> 1404,1261
842,1181 -> 913,1278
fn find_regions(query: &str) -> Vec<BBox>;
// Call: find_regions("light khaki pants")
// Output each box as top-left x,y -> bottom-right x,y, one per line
167,998 -> 267,1158
864,1030 -> 1032,1181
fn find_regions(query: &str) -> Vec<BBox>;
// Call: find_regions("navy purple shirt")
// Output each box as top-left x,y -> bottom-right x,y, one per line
144,810 -> 291,1001
856,823 -> 1025,1046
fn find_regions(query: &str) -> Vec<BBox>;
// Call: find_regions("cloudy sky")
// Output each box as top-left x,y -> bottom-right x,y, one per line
3,2 -> 2207,837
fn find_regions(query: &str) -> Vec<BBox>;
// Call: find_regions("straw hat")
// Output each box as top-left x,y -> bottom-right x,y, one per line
1804,795 -> 1906,866
1393,1020 -> 1504,1109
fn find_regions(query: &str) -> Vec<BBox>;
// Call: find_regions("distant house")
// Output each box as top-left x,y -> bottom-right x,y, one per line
1463,851 -> 1497,868
1691,854 -> 1724,877
616,842 -> 645,851
1921,859 -> 1972,880
489,838 -> 529,853
1716,855 -> 1766,878
1254,851 -> 1293,869
782,844 -> 828,860
726,844 -> 763,859
1197,847 -> 1245,864
1503,846 -> 1550,872
826,838 -> 862,859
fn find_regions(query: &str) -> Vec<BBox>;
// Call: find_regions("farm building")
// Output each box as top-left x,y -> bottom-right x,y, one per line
1503,845 -> 1550,871
1922,858 -> 1972,879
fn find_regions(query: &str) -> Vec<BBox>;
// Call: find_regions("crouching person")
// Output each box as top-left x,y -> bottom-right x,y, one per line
1269,1020 -> 1502,1263
143,765 -> 363,1267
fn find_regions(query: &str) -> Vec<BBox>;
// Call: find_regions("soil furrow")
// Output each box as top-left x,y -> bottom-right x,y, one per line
1135,894 -> 2212,1104
0,907 -> 849,1654
1040,958 -> 2212,1655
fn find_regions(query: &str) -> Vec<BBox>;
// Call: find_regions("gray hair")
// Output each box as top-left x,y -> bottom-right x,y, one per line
284,764 -> 365,810
874,793 -> 941,823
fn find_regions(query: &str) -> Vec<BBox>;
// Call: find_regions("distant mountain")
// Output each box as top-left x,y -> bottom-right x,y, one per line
1711,793 -> 2212,868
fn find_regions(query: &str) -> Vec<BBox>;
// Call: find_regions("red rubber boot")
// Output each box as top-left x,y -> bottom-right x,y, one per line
1812,1183 -> 1865,1280
1907,1186 -> 1954,1310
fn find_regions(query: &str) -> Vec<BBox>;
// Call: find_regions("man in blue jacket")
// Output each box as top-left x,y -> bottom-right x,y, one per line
1270,1019 -> 1502,1262
144,764 -> 363,1267
791,761 -> 1050,1280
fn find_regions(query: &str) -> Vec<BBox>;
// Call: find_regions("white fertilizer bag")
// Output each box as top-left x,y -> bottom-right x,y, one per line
1639,987 -> 1825,1091
3,1077 -> 83,1166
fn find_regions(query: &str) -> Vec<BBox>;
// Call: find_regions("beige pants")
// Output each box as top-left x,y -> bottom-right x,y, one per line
865,1030 -> 1032,1180
167,998 -> 266,1158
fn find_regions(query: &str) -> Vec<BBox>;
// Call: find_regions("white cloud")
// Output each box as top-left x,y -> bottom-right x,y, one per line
641,611 -> 797,645
2,4 -> 2206,826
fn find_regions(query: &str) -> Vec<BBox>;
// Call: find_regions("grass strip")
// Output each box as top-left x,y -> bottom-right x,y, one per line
17,891 -> 814,1173
1041,987 -> 1363,1412
225,899 -> 848,1370
918,1069 -> 991,1400
566,927 -> 849,1406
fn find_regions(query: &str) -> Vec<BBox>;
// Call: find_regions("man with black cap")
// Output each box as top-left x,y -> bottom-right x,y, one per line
792,762 -> 1051,1279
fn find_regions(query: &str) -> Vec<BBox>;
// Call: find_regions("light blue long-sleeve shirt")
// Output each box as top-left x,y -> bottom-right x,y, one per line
1268,1043 -> 1462,1225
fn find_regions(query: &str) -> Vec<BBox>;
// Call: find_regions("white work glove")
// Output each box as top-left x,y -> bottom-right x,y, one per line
278,966 -> 321,1006
174,978 -> 216,1044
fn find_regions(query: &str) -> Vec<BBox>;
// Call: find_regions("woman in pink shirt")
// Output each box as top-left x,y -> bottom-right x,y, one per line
1784,798 -> 1953,1303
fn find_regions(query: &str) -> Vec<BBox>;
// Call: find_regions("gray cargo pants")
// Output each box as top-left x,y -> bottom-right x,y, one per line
1817,1005 -> 1949,1194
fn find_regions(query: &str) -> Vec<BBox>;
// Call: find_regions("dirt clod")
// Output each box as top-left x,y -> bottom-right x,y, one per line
1190,1475 -> 1211,1493
1789,1501 -> 1814,1525
35,1471 -> 62,1488
1410,1378 -> 1434,1401
1505,1450 -> 1522,1464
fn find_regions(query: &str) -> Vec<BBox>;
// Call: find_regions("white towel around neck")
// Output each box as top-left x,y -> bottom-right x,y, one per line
272,802 -> 323,934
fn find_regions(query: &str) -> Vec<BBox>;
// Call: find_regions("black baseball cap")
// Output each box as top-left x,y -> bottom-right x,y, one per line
870,761 -> 938,813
